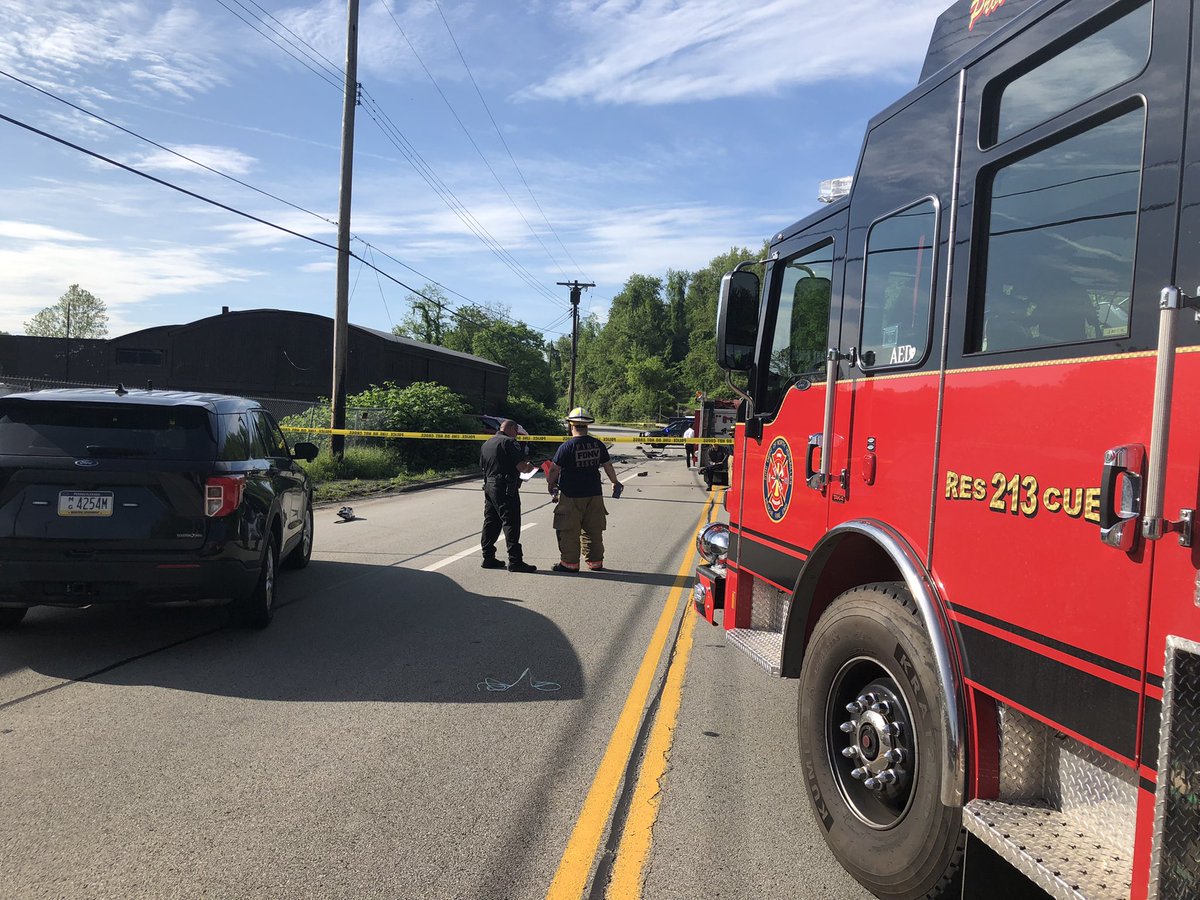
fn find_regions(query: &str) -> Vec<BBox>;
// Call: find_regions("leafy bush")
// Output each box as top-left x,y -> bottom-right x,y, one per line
348,381 -> 477,468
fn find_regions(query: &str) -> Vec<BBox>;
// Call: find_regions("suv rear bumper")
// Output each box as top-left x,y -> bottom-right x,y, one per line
0,555 -> 260,607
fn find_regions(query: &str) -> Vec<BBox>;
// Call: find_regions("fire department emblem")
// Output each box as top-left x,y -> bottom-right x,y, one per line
763,437 -> 793,522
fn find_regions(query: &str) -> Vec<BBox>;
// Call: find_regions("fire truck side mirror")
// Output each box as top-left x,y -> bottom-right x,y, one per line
717,269 -> 760,372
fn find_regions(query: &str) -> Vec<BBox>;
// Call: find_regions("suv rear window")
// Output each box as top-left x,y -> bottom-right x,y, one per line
0,400 -> 217,460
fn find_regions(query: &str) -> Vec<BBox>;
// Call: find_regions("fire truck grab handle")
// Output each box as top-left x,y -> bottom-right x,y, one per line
805,432 -> 825,490
1099,443 -> 1145,552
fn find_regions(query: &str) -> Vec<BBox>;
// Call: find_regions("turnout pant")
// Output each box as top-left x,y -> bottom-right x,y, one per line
553,494 -> 607,565
481,478 -> 524,563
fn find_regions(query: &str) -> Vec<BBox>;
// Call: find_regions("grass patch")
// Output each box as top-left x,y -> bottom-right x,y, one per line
300,448 -> 476,504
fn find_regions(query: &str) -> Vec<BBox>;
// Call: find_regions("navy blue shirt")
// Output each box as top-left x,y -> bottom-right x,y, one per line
552,434 -> 610,497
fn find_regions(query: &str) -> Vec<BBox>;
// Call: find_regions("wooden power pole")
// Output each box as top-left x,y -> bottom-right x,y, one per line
330,0 -> 360,458
557,280 -> 594,410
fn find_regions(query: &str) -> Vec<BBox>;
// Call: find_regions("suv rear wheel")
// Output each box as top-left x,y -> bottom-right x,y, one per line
0,607 -> 28,628
234,539 -> 277,629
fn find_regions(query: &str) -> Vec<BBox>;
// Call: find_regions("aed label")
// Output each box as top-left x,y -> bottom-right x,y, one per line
944,469 -> 1100,524
889,344 -> 918,365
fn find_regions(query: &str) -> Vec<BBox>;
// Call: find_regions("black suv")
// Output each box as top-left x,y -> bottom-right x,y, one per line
0,388 -> 319,629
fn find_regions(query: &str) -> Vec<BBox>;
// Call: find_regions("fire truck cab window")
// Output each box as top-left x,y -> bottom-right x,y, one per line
986,1 -> 1150,147
859,200 -> 936,370
975,108 -> 1142,354
762,243 -> 833,413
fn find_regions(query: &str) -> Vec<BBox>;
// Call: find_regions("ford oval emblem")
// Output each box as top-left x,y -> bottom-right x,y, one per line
74,458 -> 99,468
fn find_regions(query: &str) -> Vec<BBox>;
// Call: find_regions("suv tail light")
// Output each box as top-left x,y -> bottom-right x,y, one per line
205,475 -> 245,517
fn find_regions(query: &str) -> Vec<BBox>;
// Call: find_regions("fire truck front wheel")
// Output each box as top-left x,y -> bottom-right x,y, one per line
798,582 -> 964,900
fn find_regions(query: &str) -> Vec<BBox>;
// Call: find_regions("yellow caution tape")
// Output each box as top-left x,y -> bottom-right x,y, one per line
279,425 -> 735,445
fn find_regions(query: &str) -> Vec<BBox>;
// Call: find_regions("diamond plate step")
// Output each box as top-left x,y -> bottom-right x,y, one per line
963,799 -> 1133,900
725,628 -> 783,675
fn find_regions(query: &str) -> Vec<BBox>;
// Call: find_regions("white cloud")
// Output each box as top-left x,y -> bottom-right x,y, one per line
579,203 -> 777,283
524,0 -> 947,104
0,240 -> 256,335
134,145 -> 258,177
0,1 -> 229,100
0,220 -> 94,242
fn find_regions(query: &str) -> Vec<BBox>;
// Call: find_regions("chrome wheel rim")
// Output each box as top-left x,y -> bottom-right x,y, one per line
825,655 -> 918,830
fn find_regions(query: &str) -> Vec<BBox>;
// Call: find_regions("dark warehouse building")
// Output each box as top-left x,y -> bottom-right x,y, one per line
0,308 -> 508,410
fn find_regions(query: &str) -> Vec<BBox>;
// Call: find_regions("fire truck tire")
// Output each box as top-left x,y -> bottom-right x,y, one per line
798,582 -> 964,900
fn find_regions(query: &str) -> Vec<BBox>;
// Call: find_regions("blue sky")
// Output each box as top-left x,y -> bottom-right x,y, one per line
0,0 -> 949,341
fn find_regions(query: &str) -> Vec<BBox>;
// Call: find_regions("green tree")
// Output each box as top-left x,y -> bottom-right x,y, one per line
392,284 -> 450,346
665,268 -> 690,364
442,304 -> 557,408
25,284 -> 109,338
681,245 -> 768,398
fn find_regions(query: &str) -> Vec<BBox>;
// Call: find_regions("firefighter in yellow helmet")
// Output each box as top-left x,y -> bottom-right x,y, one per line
545,407 -> 623,572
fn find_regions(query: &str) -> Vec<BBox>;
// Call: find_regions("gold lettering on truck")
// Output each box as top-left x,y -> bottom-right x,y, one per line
943,469 -> 1101,523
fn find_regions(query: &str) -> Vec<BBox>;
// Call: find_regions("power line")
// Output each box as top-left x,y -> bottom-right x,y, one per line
237,0 -> 344,76
216,0 -> 570,314
0,67 -> 565,336
0,108 -> 570,338
213,0 -> 344,91
358,92 -> 567,309
0,67 -> 339,229
376,0 -> 572,295
431,0 -> 588,282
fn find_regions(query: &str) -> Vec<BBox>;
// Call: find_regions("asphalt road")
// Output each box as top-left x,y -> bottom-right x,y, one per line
0,438 -> 1043,900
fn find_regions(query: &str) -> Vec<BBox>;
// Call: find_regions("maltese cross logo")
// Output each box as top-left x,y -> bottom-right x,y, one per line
764,437 -> 793,522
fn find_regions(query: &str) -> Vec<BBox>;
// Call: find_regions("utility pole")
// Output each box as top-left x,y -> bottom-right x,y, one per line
63,300 -> 71,383
557,280 -> 594,410
330,0 -> 360,459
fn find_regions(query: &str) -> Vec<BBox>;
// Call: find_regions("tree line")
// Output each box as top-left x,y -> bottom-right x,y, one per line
397,243 -> 767,424
25,241 -> 768,425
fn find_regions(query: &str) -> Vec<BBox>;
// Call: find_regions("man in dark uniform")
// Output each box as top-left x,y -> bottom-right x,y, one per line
479,419 -> 537,572
545,407 -> 623,572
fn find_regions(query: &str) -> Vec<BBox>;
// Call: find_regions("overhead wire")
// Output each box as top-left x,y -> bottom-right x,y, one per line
213,0 -> 344,91
0,67 -> 339,230
216,0 -> 571,317
375,0 -> 572,300
0,108 -> 566,338
430,0 -> 588,282
358,91 -> 567,309
235,0 -> 345,76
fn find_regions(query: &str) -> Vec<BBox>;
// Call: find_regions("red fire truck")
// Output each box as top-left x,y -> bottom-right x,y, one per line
692,0 -> 1200,897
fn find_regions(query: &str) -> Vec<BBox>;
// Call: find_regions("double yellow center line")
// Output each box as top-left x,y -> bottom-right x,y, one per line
546,488 -> 724,900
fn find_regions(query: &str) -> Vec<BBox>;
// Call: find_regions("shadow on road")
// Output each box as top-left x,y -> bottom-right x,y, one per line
542,569 -> 690,589
0,560 -> 584,706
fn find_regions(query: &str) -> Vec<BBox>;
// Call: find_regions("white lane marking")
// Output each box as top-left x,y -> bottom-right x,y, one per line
421,522 -> 538,572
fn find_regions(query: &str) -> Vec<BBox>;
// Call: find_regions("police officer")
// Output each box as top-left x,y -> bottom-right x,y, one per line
545,407 -> 623,572
479,419 -> 537,572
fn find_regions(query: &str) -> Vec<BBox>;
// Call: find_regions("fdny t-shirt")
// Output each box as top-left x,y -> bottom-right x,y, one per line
552,434 -> 610,497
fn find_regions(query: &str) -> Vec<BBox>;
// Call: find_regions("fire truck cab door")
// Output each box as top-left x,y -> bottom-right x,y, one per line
735,223 -> 844,594
929,0 -> 1180,766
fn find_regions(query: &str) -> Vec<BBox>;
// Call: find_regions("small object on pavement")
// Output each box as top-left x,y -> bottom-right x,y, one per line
636,471 -> 648,477
337,506 -> 355,522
